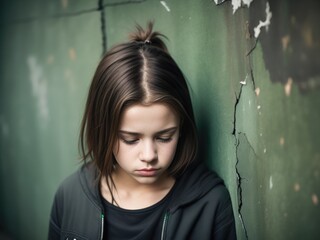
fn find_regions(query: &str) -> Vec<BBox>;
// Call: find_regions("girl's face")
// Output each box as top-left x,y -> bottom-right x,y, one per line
113,103 -> 180,186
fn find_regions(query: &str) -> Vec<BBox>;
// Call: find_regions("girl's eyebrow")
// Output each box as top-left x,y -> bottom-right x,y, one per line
119,127 -> 178,136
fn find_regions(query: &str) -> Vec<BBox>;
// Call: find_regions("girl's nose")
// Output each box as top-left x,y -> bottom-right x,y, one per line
140,140 -> 157,163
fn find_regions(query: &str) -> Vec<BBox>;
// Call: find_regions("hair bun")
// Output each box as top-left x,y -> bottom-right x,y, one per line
129,21 -> 168,52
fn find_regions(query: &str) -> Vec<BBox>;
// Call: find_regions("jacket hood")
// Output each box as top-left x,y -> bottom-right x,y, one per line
78,162 -> 224,213
168,163 -> 224,213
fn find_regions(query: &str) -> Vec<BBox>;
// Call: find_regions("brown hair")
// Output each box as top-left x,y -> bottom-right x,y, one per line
79,22 -> 198,198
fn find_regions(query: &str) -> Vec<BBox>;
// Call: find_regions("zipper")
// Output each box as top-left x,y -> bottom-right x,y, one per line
100,213 -> 104,240
161,211 -> 170,240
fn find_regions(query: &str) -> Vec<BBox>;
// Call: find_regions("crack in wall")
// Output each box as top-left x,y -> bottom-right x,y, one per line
232,84 -> 249,239
235,136 -> 249,239
98,0 -> 107,55
232,84 -> 243,136
1,0 -> 147,25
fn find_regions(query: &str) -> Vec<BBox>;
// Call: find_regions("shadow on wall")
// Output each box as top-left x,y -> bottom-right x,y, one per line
197,102 -> 218,169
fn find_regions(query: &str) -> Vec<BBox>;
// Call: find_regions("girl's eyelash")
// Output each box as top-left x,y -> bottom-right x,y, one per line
157,137 -> 172,143
121,138 -> 139,145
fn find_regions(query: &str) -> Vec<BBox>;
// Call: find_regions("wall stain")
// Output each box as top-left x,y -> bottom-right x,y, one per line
249,0 -> 320,92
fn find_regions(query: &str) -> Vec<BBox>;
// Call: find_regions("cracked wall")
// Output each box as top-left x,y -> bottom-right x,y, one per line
1,0 -> 320,239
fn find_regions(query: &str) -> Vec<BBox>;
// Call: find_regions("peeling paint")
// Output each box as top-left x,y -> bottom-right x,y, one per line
254,2 -> 272,38
312,194 -> 318,206
284,77 -> 293,96
231,0 -> 254,14
279,137 -> 285,146
27,56 -> 49,126
240,74 -> 248,85
213,0 -> 227,5
269,176 -> 273,189
160,1 -> 171,12
255,87 -> 260,96
213,0 -> 253,14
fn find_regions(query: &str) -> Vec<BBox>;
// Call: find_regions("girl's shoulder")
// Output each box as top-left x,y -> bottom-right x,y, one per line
53,162 -> 99,203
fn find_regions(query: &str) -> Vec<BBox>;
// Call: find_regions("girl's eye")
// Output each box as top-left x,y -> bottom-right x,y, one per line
121,138 -> 139,145
157,137 -> 172,143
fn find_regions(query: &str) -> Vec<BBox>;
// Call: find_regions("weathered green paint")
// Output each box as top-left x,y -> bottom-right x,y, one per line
0,1 -> 102,238
0,0 -> 319,239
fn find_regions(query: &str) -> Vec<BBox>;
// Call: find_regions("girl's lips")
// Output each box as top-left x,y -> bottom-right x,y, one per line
136,168 -> 159,177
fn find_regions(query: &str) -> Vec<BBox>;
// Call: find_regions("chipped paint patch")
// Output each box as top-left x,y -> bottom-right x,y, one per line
269,176 -> 273,189
285,77 -> 293,96
214,0 -> 253,14
69,48 -> 77,61
294,183 -> 300,192
27,56 -> 49,126
312,194 -> 318,206
255,87 -> 260,96
160,1 -> 171,12
254,2 -> 272,38
240,74 -> 248,85
231,0 -> 254,14
279,137 -> 285,146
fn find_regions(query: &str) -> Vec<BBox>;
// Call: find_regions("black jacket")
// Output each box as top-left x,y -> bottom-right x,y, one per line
48,162 -> 236,240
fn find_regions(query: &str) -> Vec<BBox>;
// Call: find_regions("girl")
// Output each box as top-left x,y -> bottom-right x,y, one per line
48,22 -> 236,240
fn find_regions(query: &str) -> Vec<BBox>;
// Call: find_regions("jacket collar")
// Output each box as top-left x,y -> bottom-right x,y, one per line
78,161 -> 223,213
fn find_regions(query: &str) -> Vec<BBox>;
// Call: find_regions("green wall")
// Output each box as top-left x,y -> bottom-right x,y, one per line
1,0 -> 319,239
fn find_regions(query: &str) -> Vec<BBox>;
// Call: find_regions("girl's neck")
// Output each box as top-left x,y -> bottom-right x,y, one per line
100,168 -> 175,210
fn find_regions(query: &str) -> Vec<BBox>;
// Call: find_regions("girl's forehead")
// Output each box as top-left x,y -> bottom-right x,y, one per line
119,103 -> 179,133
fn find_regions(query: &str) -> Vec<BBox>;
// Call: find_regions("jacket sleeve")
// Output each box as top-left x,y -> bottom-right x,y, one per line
212,187 -> 237,240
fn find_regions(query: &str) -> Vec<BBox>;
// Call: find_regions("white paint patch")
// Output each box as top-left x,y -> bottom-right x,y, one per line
242,0 -> 253,7
160,1 -> 171,12
255,87 -> 260,96
269,176 -> 273,189
230,0 -> 254,14
285,77 -> 293,96
27,56 -> 49,126
240,74 -> 247,85
231,0 -> 241,13
214,0 -> 253,14
254,2 -> 272,38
